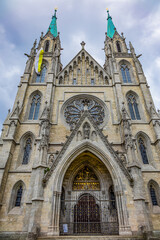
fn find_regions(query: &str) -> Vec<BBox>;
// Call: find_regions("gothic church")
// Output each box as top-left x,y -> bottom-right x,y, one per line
0,9 -> 160,240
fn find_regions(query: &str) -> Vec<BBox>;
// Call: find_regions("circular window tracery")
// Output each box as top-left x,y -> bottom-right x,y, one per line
64,98 -> 105,128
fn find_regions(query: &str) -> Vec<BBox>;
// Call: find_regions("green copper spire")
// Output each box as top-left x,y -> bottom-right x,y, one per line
48,9 -> 58,37
107,10 -> 116,38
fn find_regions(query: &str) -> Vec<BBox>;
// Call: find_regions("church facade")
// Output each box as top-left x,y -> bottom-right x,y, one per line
0,10 -> 160,240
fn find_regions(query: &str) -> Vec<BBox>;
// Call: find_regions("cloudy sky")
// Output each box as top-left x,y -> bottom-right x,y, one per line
0,0 -> 160,131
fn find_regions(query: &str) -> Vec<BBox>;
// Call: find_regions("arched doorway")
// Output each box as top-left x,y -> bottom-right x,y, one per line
59,152 -> 119,235
74,193 -> 101,234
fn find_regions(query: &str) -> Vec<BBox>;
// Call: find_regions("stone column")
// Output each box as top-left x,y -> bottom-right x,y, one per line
48,191 -> 61,236
115,190 -> 131,235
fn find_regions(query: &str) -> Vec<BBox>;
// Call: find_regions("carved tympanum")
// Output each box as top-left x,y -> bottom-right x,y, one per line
73,166 -> 100,190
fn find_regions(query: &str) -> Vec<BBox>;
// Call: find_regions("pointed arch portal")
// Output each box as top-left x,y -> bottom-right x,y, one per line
59,151 -> 119,235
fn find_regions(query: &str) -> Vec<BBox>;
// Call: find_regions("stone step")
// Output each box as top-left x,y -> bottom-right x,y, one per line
38,236 -> 143,240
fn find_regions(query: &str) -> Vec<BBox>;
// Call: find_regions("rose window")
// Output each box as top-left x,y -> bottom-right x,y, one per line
64,98 -> 105,127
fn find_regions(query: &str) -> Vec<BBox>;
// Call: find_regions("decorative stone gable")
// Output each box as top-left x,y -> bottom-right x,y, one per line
56,47 -> 111,86
43,111 -> 133,186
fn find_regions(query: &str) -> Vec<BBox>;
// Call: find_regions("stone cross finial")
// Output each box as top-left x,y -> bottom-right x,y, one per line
81,41 -> 86,49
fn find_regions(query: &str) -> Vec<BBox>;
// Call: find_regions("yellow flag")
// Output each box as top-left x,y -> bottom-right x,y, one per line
35,48 -> 44,74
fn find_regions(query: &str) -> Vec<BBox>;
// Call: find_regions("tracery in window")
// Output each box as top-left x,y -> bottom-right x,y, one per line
138,137 -> 149,164
150,185 -> 158,206
72,166 -> 100,190
22,137 -> 32,164
29,94 -> 41,120
121,64 -> 132,83
36,65 -> 47,83
64,98 -> 105,128
15,185 -> 23,207
116,41 -> 121,52
127,93 -> 141,120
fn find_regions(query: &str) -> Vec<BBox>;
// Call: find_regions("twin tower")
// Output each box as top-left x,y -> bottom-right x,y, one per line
0,9 -> 160,240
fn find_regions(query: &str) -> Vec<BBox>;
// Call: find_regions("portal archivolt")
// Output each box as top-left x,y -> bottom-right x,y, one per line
59,151 -> 119,235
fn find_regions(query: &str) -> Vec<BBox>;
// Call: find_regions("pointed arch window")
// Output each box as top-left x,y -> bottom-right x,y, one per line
29,94 -> 41,120
73,78 -> 77,85
121,65 -> 132,83
91,78 -> 95,86
150,185 -> 158,206
116,41 -> 121,52
36,65 -> 47,83
22,137 -> 32,164
15,185 -> 23,207
127,94 -> 141,120
138,137 -> 149,164
44,40 -> 50,52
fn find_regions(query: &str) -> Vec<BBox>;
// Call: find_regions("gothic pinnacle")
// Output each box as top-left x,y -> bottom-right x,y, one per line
47,8 -> 58,37
106,9 -> 116,38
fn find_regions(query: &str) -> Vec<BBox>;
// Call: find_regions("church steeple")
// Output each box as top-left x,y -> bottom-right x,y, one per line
47,9 -> 58,37
107,9 -> 116,38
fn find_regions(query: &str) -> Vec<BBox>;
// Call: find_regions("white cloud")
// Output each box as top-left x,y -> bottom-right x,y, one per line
145,57 -> 160,109
141,6 -> 160,45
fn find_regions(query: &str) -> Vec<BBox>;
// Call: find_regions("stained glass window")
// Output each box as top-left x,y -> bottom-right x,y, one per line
127,94 -> 141,120
22,137 -> 32,164
138,137 -> 149,164
36,65 -> 47,83
15,186 -> 23,207
29,94 -> 41,120
121,65 -> 132,83
150,185 -> 158,206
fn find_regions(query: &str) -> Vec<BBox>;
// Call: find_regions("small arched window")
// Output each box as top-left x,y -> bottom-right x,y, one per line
121,65 -> 132,83
150,185 -> 158,206
127,93 -> 141,120
138,137 -> 149,164
29,94 -> 41,120
36,65 -> 47,83
22,137 -> 32,164
44,40 -> 50,52
116,41 -> 121,52
15,185 -> 23,207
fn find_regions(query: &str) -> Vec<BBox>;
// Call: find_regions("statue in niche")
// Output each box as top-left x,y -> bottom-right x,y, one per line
118,152 -> 127,166
91,131 -> 97,141
77,131 -> 82,141
48,154 -> 55,167
83,122 -> 90,139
